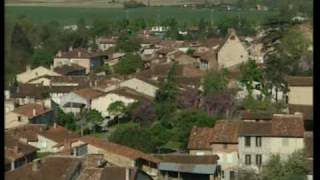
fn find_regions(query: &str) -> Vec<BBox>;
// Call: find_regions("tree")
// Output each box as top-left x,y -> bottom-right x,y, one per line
57,108 -> 77,131
115,33 -> 141,53
113,53 -> 144,75
107,101 -> 126,122
176,88 -> 200,109
109,123 -> 155,153
203,69 -> 228,95
155,63 -> 179,120
31,48 -> 54,68
239,59 -> 265,97
261,150 -> 308,180
128,100 -> 156,127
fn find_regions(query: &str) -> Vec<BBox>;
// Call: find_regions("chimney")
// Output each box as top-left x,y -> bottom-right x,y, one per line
125,168 -> 130,180
89,81 -> 93,87
78,51 -> 81,57
57,51 -> 62,57
32,159 -> 41,171
69,46 -> 73,52
88,47 -> 92,53
94,80 -> 98,87
26,65 -> 31,72
32,108 -> 37,116
53,122 -> 57,128
50,65 -> 54,71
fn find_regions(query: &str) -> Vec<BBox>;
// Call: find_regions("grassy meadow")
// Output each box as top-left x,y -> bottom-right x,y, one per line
5,6 -> 277,25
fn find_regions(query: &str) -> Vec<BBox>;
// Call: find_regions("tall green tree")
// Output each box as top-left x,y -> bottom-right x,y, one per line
113,53 -> 144,75
203,69 -> 228,95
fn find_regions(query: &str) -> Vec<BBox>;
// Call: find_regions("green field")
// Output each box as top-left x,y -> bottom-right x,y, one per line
5,6 -> 277,25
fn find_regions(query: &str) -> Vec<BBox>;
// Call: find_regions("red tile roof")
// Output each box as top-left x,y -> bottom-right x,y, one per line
77,136 -> 160,164
39,125 -> 80,144
210,120 -> 240,144
5,156 -> 82,180
5,134 -> 38,161
14,103 -> 51,119
271,114 -> 304,137
187,127 -> 215,150
7,124 -> 48,142
73,88 -> 105,101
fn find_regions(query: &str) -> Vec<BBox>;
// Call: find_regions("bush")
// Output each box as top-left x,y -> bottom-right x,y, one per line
113,53 -> 144,75
123,0 -> 146,8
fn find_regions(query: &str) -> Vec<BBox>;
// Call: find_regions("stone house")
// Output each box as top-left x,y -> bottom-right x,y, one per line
238,113 -> 305,173
5,103 -> 54,129
16,66 -> 62,83
53,48 -> 104,74
188,120 -> 240,180
217,29 -> 249,69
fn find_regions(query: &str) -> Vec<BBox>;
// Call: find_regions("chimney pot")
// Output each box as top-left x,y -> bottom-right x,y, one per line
78,51 -> 81,57
69,46 -> 73,52
57,51 -> 62,57
26,65 -> 31,72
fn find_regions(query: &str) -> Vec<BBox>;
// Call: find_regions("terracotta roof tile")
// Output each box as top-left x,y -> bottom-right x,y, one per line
271,114 -> 304,137
5,134 -> 38,161
211,120 -> 240,144
7,124 -> 48,142
39,125 -> 80,144
187,127 -> 215,150
77,136 -> 160,164
240,111 -> 273,121
5,156 -> 82,180
73,88 -> 105,101
239,121 -> 272,136
14,103 -> 51,119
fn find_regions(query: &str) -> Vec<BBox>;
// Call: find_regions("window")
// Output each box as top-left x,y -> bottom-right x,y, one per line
230,171 -> 235,180
282,138 -> 289,146
245,154 -> 251,165
245,137 -> 251,147
255,84 -> 261,90
256,154 -> 262,166
18,116 -> 21,122
256,136 -> 262,147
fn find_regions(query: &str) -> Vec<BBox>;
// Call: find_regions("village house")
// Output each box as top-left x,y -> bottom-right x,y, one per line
91,87 -> 151,120
156,154 -> 221,180
105,52 -> 126,66
6,124 -> 48,148
53,48 -> 105,74
5,134 -> 38,172
238,113 -> 305,173
286,76 -> 313,106
217,29 -> 249,69
95,36 -> 118,51
37,124 -> 80,152
53,64 -> 86,76
54,135 -> 160,178
5,103 -> 54,129
16,65 -> 62,83
119,77 -> 159,98
188,120 -> 240,180
60,88 -> 105,114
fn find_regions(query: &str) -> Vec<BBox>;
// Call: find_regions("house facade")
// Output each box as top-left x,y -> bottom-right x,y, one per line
53,48 -> 104,74
238,113 -> 305,173
217,29 -> 249,69
287,76 -> 313,106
